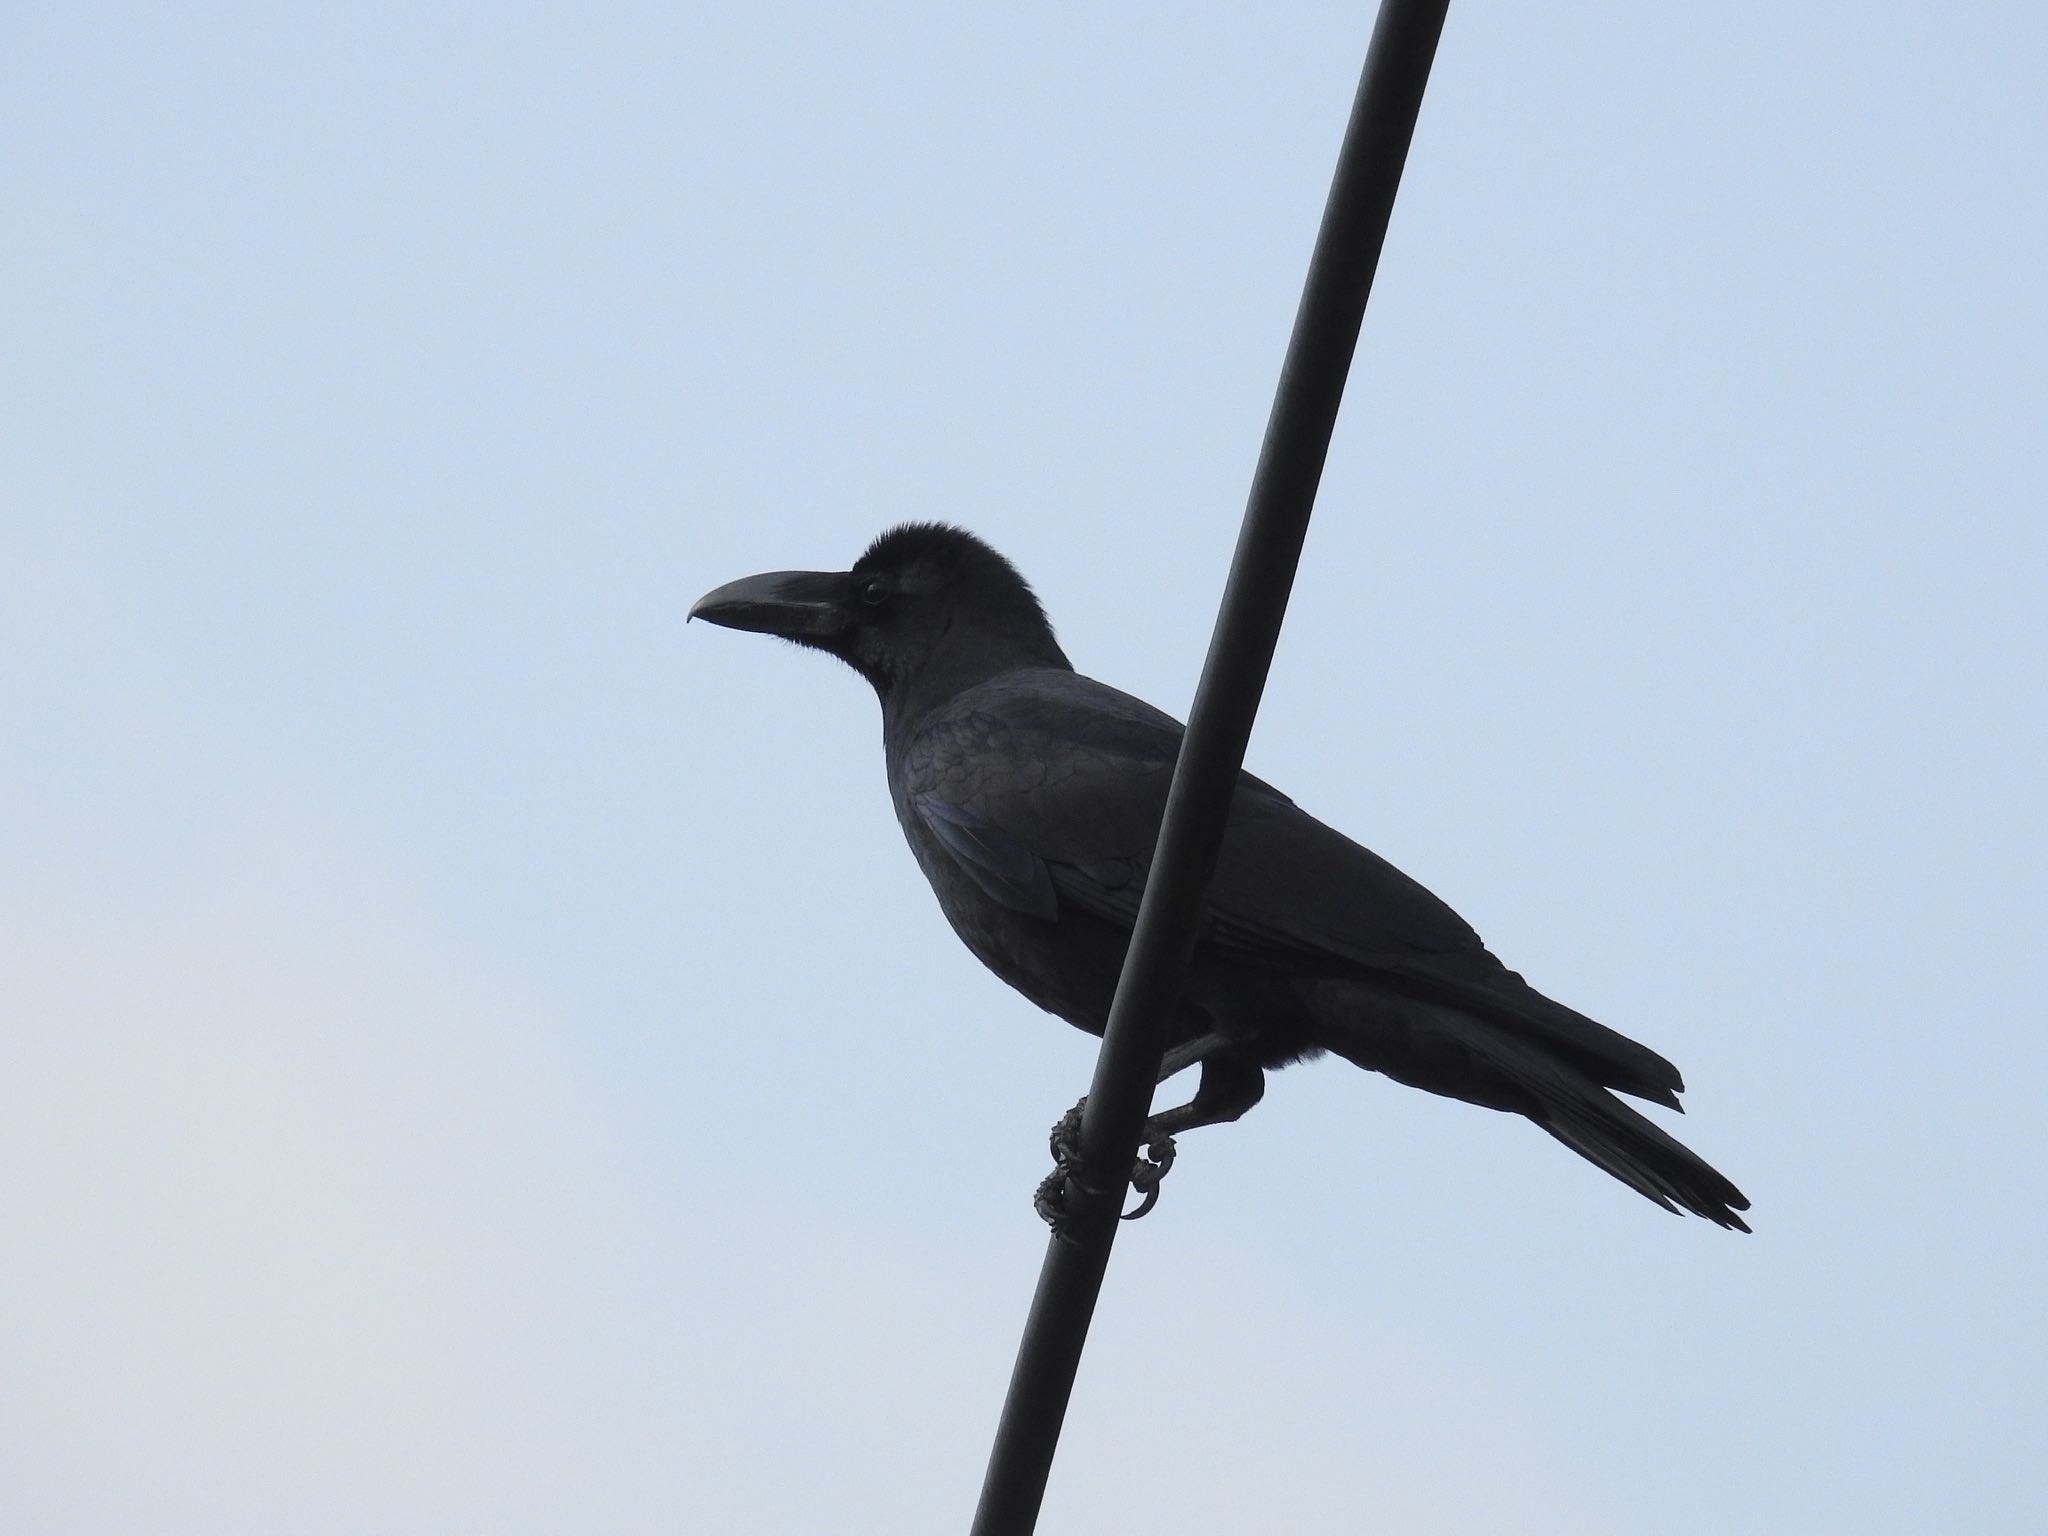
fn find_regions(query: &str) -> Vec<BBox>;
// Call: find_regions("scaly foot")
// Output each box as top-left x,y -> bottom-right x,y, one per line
1032,1098 -> 1181,1235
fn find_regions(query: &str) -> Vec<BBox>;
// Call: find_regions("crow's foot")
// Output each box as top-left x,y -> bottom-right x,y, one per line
1034,1098 -> 1097,1240
1047,1100 -> 1085,1167
1033,1099 -> 1180,1236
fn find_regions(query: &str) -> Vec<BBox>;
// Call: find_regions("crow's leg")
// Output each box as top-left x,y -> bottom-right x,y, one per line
1154,1028 -> 1236,1083
1122,1054 -> 1267,1218
1034,1041 -> 1265,1231
1142,1052 -> 1267,1139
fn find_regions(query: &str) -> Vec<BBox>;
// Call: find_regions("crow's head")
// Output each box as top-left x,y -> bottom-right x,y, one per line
691,523 -> 1072,707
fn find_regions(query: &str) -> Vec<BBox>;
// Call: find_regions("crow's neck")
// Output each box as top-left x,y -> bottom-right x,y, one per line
878,631 -> 1071,742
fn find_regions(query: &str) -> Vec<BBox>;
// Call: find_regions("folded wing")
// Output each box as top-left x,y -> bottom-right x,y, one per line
904,668 -> 1684,1107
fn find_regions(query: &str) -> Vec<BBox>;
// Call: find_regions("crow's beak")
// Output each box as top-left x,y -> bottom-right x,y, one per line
688,569 -> 849,640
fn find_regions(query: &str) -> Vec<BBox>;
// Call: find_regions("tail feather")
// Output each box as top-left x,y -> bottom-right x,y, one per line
1474,1022 -> 1750,1230
1538,1089 -> 1751,1231
1312,983 -> 1750,1229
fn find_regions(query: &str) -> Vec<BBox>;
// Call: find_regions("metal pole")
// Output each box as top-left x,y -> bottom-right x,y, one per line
968,3 -> 1453,1531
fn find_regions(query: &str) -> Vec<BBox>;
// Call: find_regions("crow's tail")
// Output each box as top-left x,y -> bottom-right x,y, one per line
1315,985 -> 1750,1230
1533,1076 -> 1751,1231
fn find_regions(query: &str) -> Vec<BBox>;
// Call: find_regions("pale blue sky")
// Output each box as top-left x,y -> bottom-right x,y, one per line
4,4 -> 2044,1532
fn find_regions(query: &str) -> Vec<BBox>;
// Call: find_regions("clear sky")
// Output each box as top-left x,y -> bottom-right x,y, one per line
4,4 -> 2044,1532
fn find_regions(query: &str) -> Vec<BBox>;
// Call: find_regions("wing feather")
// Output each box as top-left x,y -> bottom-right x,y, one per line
901,669 -> 1681,1101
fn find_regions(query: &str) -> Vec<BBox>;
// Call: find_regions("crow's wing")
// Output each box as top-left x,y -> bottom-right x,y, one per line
905,670 -> 1480,963
902,669 -> 1683,1102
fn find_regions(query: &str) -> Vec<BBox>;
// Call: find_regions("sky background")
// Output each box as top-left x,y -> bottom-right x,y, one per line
4,3 -> 2045,1532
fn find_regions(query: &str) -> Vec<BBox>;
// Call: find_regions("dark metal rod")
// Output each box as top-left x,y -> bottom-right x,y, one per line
967,4 -> 1452,1531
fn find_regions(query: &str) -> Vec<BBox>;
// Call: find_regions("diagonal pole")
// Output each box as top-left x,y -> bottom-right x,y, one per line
967,4 -> 1452,1532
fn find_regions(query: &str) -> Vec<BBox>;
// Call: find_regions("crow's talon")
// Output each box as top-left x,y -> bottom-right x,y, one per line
1033,1167 -> 1074,1233
1047,1100 -> 1085,1163
1121,1135 -> 1177,1221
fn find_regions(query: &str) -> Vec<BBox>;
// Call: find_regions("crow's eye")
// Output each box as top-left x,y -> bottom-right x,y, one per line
857,576 -> 890,606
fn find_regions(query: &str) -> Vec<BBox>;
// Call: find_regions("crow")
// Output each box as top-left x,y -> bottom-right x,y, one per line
691,523 -> 1749,1231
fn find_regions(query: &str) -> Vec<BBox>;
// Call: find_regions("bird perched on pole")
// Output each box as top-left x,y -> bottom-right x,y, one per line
691,523 -> 1750,1231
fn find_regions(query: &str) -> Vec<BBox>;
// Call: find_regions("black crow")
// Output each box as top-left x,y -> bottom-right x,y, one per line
691,523 -> 1749,1230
